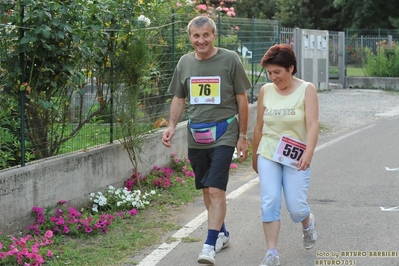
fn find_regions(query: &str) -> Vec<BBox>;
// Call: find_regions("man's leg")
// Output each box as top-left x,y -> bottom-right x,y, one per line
204,187 -> 226,244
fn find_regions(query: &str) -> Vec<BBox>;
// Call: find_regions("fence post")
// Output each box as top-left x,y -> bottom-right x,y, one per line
109,30 -> 114,144
378,28 -> 381,76
250,16 -> 255,103
293,28 -> 301,79
217,14 -> 221,48
172,9 -> 176,70
338,31 -> 346,88
19,4 -> 26,166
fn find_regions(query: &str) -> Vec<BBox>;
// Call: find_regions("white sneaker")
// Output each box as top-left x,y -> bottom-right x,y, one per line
303,213 -> 317,250
215,232 -> 230,253
197,244 -> 216,265
260,251 -> 280,266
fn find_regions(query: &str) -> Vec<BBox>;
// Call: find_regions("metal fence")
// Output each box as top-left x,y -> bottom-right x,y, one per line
345,28 -> 399,74
0,11 -> 280,170
1,3 -> 398,171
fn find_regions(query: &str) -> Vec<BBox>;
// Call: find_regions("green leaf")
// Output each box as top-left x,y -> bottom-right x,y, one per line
20,37 -> 31,44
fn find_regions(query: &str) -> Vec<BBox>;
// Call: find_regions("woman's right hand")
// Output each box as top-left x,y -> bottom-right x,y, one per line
252,153 -> 258,173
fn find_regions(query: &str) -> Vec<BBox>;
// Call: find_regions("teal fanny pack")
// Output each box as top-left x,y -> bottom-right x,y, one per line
189,116 -> 235,144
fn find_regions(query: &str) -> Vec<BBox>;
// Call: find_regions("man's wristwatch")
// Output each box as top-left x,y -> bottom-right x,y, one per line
239,133 -> 247,140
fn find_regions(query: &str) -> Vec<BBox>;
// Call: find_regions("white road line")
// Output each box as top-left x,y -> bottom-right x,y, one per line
137,175 -> 258,266
315,124 -> 375,152
138,125 -> 372,265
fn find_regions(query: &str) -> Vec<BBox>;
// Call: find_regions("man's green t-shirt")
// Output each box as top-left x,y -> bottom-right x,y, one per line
168,48 -> 251,149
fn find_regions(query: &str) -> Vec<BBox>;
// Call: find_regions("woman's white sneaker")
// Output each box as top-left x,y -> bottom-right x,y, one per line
303,213 -> 317,250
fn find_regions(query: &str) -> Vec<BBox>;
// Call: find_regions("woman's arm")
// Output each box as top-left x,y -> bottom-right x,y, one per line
297,83 -> 319,171
252,86 -> 266,173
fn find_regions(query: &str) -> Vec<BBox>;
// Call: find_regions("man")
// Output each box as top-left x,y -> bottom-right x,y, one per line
161,15 -> 251,265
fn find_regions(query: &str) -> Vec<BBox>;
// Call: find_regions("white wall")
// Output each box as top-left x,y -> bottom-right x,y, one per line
0,103 -> 257,234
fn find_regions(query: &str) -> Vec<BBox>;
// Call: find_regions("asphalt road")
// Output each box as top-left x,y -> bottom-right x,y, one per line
130,109 -> 399,266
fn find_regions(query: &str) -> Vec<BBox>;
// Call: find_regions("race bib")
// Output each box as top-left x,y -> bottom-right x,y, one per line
272,135 -> 307,168
190,76 -> 221,104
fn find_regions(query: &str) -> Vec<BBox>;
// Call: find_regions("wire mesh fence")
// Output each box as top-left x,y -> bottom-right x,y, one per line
1,1 -> 399,171
0,7 -> 280,170
345,28 -> 399,76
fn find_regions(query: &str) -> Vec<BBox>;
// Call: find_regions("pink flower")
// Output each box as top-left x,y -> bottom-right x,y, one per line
129,209 -> 138,216
235,26 -> 240,31
230,163 -> 238,169
62,226 -> 70,234
176,2 -> 182,7
44,230 -> 53,239
55,216 -> 65,225
197,4 -> 207,11
32,245 -> 39,253
58,200 -> 67,205
47,250 -> 53,257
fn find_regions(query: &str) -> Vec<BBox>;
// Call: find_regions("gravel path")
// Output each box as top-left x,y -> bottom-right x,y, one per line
318,89 -> 399,138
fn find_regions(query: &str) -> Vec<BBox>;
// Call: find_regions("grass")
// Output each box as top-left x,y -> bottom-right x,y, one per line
346,66 -> 367,76
330,66 -> 366,77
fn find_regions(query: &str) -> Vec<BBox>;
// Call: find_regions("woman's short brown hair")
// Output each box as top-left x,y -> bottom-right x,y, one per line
260,44 -> 297,75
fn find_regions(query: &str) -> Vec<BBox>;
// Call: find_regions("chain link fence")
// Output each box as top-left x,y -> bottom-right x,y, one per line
1,2 -> 398,171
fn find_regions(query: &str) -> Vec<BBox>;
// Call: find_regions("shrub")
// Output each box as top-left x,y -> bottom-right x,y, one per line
365,40 -> 399,77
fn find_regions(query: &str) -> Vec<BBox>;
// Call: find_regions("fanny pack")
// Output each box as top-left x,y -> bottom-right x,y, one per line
189,116 -> 235,144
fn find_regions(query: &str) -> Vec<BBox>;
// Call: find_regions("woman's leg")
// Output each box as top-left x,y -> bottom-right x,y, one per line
282,166 -> 311,223
258,156 -> 283,249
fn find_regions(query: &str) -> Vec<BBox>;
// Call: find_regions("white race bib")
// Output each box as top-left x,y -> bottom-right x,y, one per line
272,135 -> 307,168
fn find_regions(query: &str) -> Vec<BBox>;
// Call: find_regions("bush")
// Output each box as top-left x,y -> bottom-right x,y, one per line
365,40 -> 399,77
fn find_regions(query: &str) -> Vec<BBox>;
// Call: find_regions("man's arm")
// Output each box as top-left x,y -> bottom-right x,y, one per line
235,92 -> 249,162
162,96 -> 186,148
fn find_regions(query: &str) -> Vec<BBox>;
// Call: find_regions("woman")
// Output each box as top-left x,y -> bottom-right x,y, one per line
252,44 -> 319,266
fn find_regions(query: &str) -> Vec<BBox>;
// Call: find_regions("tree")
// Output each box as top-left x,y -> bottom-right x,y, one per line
333,0 -> 399,29
0,0 -> 155,160
234,0 -> 278,19
274,0 -> 313,28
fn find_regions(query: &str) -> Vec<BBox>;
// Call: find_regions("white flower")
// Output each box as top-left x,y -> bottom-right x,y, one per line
137,15 -> 151,27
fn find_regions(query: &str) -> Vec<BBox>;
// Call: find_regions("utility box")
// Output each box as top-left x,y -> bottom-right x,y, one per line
294,29 -> 329,90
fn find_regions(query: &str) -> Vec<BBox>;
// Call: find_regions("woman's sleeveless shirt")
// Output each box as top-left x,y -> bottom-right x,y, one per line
257,82 -> 309,160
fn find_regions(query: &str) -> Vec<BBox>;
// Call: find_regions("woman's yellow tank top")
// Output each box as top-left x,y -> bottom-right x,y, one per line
257,82 -> 309,160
